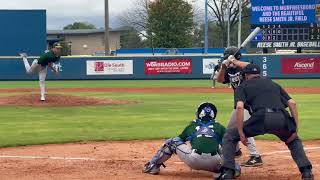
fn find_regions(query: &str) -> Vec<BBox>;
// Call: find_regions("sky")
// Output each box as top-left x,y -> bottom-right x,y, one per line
0,0 -> 136,29
0,0 -> 205,30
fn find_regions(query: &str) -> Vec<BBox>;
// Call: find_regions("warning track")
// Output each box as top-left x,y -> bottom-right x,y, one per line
0,87 -> 319,94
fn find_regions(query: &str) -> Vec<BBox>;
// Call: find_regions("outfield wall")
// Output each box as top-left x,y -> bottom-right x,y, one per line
0,53 -> 319,80
0,10 -> 46,56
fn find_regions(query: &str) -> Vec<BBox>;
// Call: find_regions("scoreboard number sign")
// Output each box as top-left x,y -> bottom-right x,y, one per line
251,0 -> 320,48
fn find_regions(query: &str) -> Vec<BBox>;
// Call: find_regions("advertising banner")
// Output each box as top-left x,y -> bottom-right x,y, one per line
86,60 -> 133,75
144,59 -> 192,74
251,0 -> 317,25
203,58 -> 220,74
250,0 -> 320,48
281,57 -> 320,74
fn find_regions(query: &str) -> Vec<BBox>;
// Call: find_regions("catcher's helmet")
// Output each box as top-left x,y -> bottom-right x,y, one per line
196,102 -> 217,120
223,46 -> 241,60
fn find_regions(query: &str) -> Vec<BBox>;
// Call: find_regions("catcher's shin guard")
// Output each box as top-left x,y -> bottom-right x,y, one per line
143,137 -> 184,174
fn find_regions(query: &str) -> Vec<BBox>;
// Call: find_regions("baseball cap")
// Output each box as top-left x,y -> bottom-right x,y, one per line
53,42 -> 63,49
243,64 -> 261,74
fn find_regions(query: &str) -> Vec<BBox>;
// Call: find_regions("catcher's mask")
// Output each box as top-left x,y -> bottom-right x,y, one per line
222,46 -> 241,60
196,102 -> 217,120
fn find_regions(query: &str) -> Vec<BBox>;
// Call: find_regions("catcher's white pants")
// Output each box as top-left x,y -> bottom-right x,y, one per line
22,58 -> 47,98
176,144 -> 222,172
227,109 -> 260,156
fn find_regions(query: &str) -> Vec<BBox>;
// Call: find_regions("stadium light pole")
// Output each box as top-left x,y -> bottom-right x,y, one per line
237,0 -> 242,48
227,0 -> 230,47
204,0 -> 208,54
104,0 -> 110,56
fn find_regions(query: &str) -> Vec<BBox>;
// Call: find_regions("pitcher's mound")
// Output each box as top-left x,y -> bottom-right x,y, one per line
0,94 -> 135,107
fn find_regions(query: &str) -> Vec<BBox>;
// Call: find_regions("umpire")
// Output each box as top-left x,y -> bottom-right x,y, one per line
217,64 -> 313,180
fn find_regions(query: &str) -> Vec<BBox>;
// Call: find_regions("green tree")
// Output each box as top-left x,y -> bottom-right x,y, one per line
120,0 -> 149,35
63,22 -> 96,30
147,0 -> 194,48
120,27 -> 146,48
194,6 -> 251,49
194,22 -> 225,48
207,0 -> 250,47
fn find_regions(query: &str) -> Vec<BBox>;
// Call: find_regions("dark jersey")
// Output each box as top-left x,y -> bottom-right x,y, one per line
178,120 -> 225,155
37,50 -> 61,66
223,67 -> 245,108
223,67 -> 245,90
235,77 -> 292,112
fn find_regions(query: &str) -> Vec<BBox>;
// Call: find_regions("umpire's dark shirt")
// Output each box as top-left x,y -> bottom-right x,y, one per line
235,76 -> 291,112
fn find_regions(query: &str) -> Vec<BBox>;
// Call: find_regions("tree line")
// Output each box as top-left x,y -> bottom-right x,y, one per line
63,0 -> 252,49
120,0 -> 251,49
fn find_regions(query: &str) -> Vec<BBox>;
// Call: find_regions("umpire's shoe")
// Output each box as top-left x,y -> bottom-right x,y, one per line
242,155 -> 263,167
214,168 -> 235,180
301,169 -> 314,180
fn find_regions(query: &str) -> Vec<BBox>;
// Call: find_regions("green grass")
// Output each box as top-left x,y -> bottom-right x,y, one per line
0,80 -> 319,147
0,79 -> 320,89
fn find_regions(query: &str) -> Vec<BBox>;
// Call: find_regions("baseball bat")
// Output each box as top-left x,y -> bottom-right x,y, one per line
233,27 -> 261,56
241,27 -> 260,48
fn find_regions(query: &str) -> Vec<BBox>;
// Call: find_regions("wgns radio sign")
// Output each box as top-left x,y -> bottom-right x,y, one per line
144,59 -> 192,74
87,60 -> 133,75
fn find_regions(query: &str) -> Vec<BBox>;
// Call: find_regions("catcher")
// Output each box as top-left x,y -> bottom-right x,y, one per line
142,102 -> 240,178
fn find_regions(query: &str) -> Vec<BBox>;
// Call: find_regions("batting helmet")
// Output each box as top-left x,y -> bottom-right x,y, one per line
223,46 -> 241,60
196,102 -> 217,120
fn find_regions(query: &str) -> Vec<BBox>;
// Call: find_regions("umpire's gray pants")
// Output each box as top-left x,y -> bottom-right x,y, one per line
227,109 -> 260,156
176,144 -> 222,172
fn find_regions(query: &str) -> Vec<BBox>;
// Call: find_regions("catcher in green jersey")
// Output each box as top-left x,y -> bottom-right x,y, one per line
143,102 -> 240,178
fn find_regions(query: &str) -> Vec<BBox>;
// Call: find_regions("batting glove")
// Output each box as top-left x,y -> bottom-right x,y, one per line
227,55 -> 236,63
222,59 -> 231,67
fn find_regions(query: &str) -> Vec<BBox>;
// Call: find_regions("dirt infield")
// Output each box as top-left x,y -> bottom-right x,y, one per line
0,94 -> 135,107
0,87 -> 318,179
0,87 -> 320,94
0,140 -> 318,180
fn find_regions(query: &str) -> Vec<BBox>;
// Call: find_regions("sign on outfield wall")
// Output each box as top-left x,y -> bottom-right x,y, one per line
281,57 -> 320,74
250,0 -> 320,48
202,58 -> 220,74
86,60 -> 133,75
144,59 -> 192,74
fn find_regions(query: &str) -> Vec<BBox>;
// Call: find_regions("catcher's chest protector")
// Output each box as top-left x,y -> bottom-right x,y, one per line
187,120 -> 222,144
